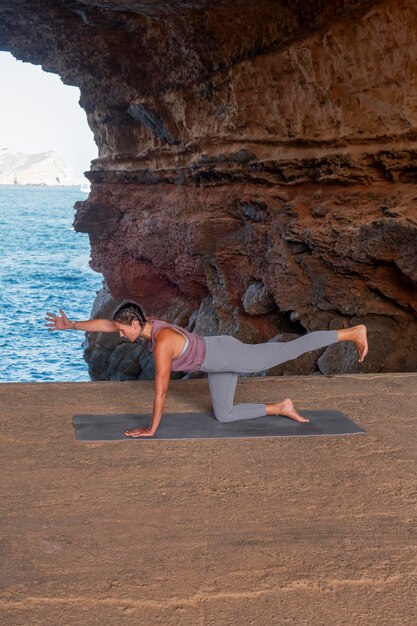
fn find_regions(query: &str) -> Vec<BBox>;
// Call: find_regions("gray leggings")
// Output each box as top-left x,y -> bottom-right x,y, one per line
199,330 -> 339,422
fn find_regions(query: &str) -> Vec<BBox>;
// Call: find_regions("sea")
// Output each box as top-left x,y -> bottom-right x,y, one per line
0,185 -> 104,382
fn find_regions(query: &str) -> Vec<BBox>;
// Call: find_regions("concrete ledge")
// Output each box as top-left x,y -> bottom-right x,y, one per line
1,374 -> 416,625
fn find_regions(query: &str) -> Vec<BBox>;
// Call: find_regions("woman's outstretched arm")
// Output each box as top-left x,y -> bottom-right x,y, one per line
45,308 -> 118,333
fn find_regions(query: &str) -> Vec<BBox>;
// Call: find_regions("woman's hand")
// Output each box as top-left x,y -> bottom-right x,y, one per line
124,427 -> 156,438
45,308 -> 73,331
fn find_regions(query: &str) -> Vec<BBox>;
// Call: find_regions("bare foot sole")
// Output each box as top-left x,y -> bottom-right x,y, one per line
274,398 -> 310,423
355,324 -> 368,362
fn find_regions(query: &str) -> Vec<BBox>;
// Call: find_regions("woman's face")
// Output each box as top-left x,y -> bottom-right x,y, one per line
114,320 -> 141,342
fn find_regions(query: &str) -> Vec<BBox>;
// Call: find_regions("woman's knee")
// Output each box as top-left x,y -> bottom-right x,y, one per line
213,406 -> 232,423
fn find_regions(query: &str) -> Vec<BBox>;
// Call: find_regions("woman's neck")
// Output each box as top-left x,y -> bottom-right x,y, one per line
141,317 -> 154,340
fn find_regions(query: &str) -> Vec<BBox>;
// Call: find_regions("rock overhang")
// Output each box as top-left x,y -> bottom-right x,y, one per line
1,0 -> 416,378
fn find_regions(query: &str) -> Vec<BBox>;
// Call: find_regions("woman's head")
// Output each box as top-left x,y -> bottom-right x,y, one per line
112,301 -> 148,341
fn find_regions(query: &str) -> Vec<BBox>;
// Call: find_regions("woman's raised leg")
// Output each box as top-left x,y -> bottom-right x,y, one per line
211,329 -> 339,374
206,324 -> 368,374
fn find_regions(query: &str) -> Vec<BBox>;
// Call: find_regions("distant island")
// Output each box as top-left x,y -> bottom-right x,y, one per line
0,147 -> 84,186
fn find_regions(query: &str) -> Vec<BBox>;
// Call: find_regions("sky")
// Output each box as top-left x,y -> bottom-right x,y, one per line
0,51 -> 98,181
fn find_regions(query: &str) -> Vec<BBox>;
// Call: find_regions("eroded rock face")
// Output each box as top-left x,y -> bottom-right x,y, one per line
2,0 -> 416,378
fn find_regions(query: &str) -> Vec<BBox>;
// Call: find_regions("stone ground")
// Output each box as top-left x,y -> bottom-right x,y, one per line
0,373 -> 416,625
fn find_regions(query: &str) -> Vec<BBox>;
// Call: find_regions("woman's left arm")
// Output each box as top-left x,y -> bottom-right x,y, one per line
124,333 -> 173,437
149,339 -> 174,434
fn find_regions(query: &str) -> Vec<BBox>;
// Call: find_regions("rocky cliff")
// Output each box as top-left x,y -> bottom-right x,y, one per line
1,0 -> 416,379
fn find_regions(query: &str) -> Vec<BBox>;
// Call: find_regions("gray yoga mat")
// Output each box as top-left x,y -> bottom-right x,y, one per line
72,410 -> 366,441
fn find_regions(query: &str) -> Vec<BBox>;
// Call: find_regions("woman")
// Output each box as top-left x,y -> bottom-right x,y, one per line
45,301 -> 368,437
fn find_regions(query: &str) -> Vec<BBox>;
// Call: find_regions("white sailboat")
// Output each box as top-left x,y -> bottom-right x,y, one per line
80,179 -> 91,193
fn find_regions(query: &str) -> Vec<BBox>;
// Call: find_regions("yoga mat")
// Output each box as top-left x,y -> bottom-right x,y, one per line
72,410 -> 366,441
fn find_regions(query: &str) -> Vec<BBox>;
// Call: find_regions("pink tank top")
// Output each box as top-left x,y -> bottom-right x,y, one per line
149,319 -> 206,372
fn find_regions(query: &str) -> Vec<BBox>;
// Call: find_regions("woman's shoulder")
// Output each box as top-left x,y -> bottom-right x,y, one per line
152,319 -> 191,342
151,318 -> 170,330
150,319 -> 175,341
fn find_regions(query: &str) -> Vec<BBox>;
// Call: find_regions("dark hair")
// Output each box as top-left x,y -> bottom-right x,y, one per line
112,301 -> 148,328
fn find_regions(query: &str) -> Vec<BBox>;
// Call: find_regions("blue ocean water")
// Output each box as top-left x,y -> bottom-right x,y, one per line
0,185 -> 104,382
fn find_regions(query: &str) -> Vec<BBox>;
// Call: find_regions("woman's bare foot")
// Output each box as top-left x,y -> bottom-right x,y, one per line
266,398 -> 310,423
337,324 -> 368,362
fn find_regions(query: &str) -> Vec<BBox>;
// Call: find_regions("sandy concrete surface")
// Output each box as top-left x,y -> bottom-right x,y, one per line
0,373 -> 416,625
